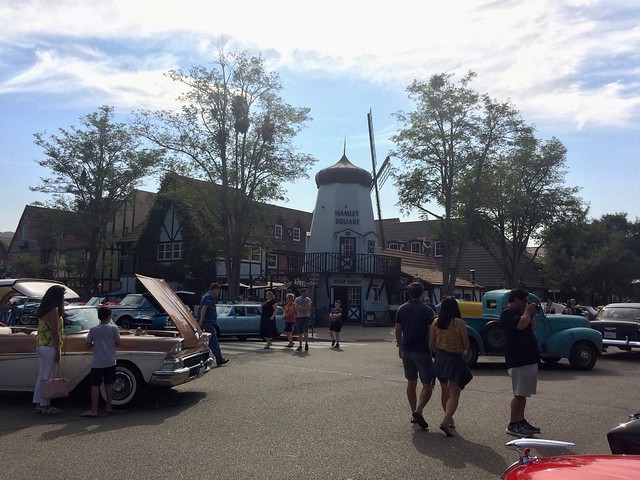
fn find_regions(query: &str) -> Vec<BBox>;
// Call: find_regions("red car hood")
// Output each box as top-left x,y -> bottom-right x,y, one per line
504,455 -> 640,479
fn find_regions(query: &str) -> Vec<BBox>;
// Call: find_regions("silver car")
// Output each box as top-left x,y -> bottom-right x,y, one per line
214,303 -> 285,339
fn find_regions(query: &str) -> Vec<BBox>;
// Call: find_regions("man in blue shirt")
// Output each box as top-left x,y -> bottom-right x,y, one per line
199,283 -> 228,366
394,282 -> 434,430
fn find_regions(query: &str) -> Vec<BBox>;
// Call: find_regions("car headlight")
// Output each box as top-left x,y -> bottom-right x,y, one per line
170,340 -> 184,354
161,358 -> 180,371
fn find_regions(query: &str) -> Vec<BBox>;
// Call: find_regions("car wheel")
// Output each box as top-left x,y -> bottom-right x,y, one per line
119,316 -> 133,330
482,322 -> 506,352
569,341 -> 598,370
463,339 -> 479,367
19,314 -> 33,325
104,362 -> 145,407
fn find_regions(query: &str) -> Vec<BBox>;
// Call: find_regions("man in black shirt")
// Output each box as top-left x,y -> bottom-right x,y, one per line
500,288 -> 541,437
394,282 -> 435,430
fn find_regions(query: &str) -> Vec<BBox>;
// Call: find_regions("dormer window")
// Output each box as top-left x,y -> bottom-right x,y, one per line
274,224 -> 283,239
388,242 -> 399,250
434,241 -> 443,257
410,241 -> 421,254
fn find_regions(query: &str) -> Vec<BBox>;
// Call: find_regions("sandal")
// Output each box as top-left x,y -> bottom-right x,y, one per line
41,407 -> 62,415
439,423 -> 455,437
412,411 -> 429,429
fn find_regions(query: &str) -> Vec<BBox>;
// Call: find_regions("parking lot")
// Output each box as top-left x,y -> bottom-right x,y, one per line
1,329 -> 638,480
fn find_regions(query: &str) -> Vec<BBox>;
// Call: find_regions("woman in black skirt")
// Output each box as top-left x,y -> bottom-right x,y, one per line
429,297 -> 473,437
260,291 -> 278,349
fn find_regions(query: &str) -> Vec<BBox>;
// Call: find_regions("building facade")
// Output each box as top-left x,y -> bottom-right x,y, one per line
305,154 -> 400,324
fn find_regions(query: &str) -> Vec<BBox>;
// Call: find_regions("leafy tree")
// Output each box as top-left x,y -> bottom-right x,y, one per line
8,255 -> 49,278
543,214 -> 640,303
392,71 -> 524,294
135,48 -> 316,299
472,131 -> 586,287
31,106 -> 161,298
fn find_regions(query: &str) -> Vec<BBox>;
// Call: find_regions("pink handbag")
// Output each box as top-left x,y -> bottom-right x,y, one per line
40,364 -> 70,399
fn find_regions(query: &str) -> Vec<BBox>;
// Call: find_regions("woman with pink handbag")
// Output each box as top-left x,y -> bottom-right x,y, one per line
33,284 -> 66,415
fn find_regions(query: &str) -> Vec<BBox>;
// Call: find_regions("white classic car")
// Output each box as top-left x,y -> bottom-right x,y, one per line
0,275 -> 214,407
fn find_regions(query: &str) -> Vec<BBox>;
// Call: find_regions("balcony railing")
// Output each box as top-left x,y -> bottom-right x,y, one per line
302,252 -> 401,277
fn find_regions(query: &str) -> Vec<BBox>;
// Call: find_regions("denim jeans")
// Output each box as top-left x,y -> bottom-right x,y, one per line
203,322 -> 224,364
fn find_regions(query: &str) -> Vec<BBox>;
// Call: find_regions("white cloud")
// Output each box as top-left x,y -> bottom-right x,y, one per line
0,0 -> 639,129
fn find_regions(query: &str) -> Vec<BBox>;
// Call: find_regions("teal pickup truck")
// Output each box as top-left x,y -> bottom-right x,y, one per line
462,290 -> 603,370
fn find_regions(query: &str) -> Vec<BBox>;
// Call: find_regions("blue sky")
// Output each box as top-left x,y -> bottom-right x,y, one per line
1,0 -> 639,232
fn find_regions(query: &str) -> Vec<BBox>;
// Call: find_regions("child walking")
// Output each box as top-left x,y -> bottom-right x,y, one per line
81,306 -> 121,417
329,299 -> 343,349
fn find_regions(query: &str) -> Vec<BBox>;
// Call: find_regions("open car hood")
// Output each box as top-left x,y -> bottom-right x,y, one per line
135,274 -> 203,347
0,278 -> 80,307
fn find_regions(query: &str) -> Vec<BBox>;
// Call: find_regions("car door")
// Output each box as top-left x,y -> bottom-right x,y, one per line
232,306 -> 250,334
246,306 -> 262,335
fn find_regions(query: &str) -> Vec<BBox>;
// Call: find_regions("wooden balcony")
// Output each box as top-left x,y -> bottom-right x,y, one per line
301,252 -> 401,277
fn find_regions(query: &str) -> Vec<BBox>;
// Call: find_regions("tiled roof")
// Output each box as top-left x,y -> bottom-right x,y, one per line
0,236 -> 12,250
153,173 -> 313,254
442,241 -> 545,290
10,205 -> 89,251
376,217 -> 545,290
379,218 -> 434,243
117,218 -> 149,244
381,248 -> 478,288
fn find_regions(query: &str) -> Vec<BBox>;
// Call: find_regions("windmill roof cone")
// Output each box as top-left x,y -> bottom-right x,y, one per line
315,154 -> 372,188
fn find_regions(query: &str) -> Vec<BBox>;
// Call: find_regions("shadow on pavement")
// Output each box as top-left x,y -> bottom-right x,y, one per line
411,428 -> 509,476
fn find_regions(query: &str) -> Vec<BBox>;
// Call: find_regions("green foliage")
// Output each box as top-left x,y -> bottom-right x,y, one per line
8,255 -> 50,278
542,214 -> 640,302
392,71 -> 524,293
472,130 -> 586,286
134,47 -> 316,299
31,106 -> 162,297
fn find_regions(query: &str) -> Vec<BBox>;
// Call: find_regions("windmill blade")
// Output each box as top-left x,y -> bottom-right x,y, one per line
377,155 -> 391,189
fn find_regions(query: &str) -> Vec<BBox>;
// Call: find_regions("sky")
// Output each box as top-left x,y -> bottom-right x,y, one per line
1,0 -> 639,233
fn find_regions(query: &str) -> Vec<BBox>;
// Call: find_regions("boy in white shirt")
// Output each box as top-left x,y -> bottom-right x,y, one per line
81,306 -> 121,417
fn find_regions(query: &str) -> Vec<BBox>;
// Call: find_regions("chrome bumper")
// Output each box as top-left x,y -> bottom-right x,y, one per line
603,338 -> 640,348
149,354 -> 214,387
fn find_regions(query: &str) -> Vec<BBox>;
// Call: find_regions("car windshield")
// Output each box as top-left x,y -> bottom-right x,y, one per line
119,295 -> 144,307
85,297 -> 105,306
216,305 -> 232,315
63,308 -> 102,333
599,307 -> 640,321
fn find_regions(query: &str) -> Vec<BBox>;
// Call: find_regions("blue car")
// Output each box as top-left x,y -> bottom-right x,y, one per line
214,303 -> 285,340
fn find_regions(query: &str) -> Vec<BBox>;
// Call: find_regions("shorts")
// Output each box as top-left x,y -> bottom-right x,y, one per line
508,363 -> 538,397
329,320 -> 342,332
284,322 -> 295,333
401,351 -> 434,385
90,365 -> 117,387
295,317 -> 311,333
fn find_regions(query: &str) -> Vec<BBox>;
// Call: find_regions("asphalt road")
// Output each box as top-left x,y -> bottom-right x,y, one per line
1,339 -> 639,480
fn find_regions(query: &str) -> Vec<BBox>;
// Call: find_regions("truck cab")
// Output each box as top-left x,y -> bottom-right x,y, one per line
462,290 -> 603,370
